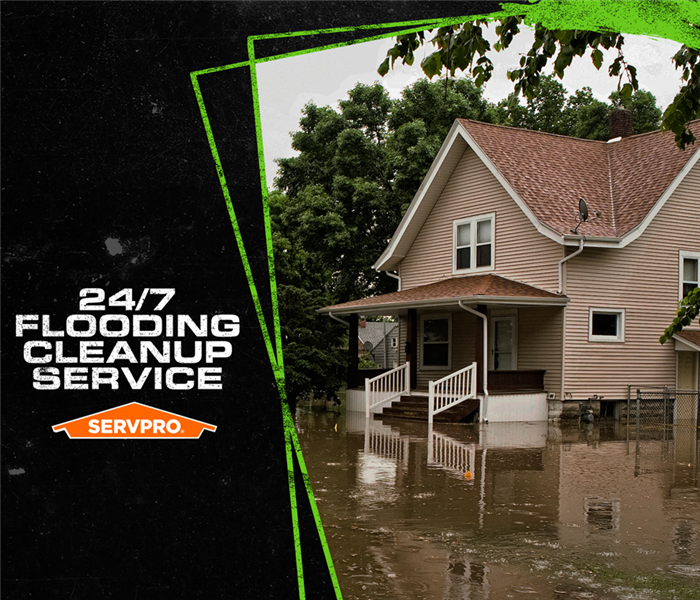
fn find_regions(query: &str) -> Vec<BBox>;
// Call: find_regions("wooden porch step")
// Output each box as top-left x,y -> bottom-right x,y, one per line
376,395 -> 479,423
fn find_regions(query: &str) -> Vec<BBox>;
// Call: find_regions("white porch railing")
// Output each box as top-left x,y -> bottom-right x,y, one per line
428,362 -> 477,424
427,430 -> 477,478
365,362 -> 410,418
364,419 -> 410,466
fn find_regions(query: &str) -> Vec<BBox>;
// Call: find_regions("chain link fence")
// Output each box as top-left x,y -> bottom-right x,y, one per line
626,386 -> 699,476
626,386 -> 699,431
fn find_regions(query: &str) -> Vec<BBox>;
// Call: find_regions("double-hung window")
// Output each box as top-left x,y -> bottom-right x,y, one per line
453,214 -> 494,274
680,251 -> 699,299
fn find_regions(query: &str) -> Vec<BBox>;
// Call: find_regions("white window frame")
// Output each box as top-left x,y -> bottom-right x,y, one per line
679,251 -> 700,300
452,213 -> 495,275
419,313 -> 452,370
588,308 -> 625,342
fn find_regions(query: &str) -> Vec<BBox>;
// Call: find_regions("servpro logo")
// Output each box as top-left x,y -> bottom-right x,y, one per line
52,402 -> 216,439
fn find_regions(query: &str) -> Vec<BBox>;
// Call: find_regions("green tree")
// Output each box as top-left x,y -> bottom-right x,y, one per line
609,89 -> 662,134
491,75 -> 662,139
493,75 -> 568,133
562,87 -> 610,139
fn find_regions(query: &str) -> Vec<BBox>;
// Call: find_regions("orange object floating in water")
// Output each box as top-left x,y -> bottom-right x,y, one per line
464,471 -> 472,480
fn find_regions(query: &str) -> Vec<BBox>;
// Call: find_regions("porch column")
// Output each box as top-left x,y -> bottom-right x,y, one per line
348,313 -> 359,389
406,309 -> 418,390
475,304 -> 487,393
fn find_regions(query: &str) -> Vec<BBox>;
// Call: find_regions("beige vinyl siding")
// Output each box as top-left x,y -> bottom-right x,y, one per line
400,146 -> 563,292
563,161 -> 700,400
517,307 -> 564,399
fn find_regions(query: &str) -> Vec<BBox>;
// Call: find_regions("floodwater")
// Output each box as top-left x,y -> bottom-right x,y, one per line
294,406 -> 700,600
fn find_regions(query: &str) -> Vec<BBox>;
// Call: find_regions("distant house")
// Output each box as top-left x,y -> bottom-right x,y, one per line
357,320 -> 399,368
321,117 -> 700,421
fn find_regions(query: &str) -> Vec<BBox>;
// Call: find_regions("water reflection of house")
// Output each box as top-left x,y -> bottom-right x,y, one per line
339,415 -> 560,597
557,429 -> 698,570
321,118 -> 700,422
305,414 -> 699,599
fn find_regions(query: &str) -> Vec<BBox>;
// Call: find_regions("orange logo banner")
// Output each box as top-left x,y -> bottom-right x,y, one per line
52,402 -> 217,439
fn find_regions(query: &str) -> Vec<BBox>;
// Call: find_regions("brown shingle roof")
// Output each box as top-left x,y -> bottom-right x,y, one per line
320,274 -> 566,313
457,119 -> 700,238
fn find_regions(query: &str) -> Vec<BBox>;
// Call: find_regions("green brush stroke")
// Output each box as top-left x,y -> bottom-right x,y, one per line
501,0 -> 700,48
247,37 -> 285,375
285,425 -> 305,598
191,3 -> 694,599
288,411 -> 345,600
190,68 -> 279,375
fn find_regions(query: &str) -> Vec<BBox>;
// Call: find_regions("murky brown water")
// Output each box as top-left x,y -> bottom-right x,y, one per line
294,406 -> 700,600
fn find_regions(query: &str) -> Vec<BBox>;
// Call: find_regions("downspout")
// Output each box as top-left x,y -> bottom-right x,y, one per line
328,311 -> 348,326
383,270 -> 401,291
458,301 -> 489,422
558,238 -> 584,294
557,240 -> 582,404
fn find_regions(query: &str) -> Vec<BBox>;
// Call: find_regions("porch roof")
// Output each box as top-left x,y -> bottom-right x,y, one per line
674,330 -> 700,352
319,274 -> 568,316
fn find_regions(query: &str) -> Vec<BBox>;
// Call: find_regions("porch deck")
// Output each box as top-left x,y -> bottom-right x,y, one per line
355,368 -> 546,394
347,369 -> 549,422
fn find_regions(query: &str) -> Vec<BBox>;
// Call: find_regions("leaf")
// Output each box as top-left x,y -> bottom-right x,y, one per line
591,49 -> 603,70
620,83 -> 633,100
421,52 -> 444,79
377,57 -> 390,77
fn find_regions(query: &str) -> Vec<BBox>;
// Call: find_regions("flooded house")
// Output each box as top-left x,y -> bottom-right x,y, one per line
320,118 -> 700,422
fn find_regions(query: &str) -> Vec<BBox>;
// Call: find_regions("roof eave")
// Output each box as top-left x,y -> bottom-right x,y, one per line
319,294 -> 569,316
563,234 -> 623,248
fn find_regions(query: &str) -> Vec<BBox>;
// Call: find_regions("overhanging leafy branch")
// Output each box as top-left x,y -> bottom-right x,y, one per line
379,17 -> 700,148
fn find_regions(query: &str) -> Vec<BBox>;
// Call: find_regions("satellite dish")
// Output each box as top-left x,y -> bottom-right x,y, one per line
579,198 -> 589,222
570,197 -> 591,234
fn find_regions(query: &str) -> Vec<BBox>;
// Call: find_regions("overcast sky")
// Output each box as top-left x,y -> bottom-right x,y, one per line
257,29 -> 683,184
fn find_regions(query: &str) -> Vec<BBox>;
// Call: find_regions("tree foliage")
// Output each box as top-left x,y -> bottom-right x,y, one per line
379,19 -> 700,148
660,287 -> 700,345
490,75 -> 661,138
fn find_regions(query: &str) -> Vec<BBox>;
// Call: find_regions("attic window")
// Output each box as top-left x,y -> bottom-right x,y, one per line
680,251 -> 699,299
453,214 -> 494,274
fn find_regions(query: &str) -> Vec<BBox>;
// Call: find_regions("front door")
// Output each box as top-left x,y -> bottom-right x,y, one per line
490,315 -> 517,371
